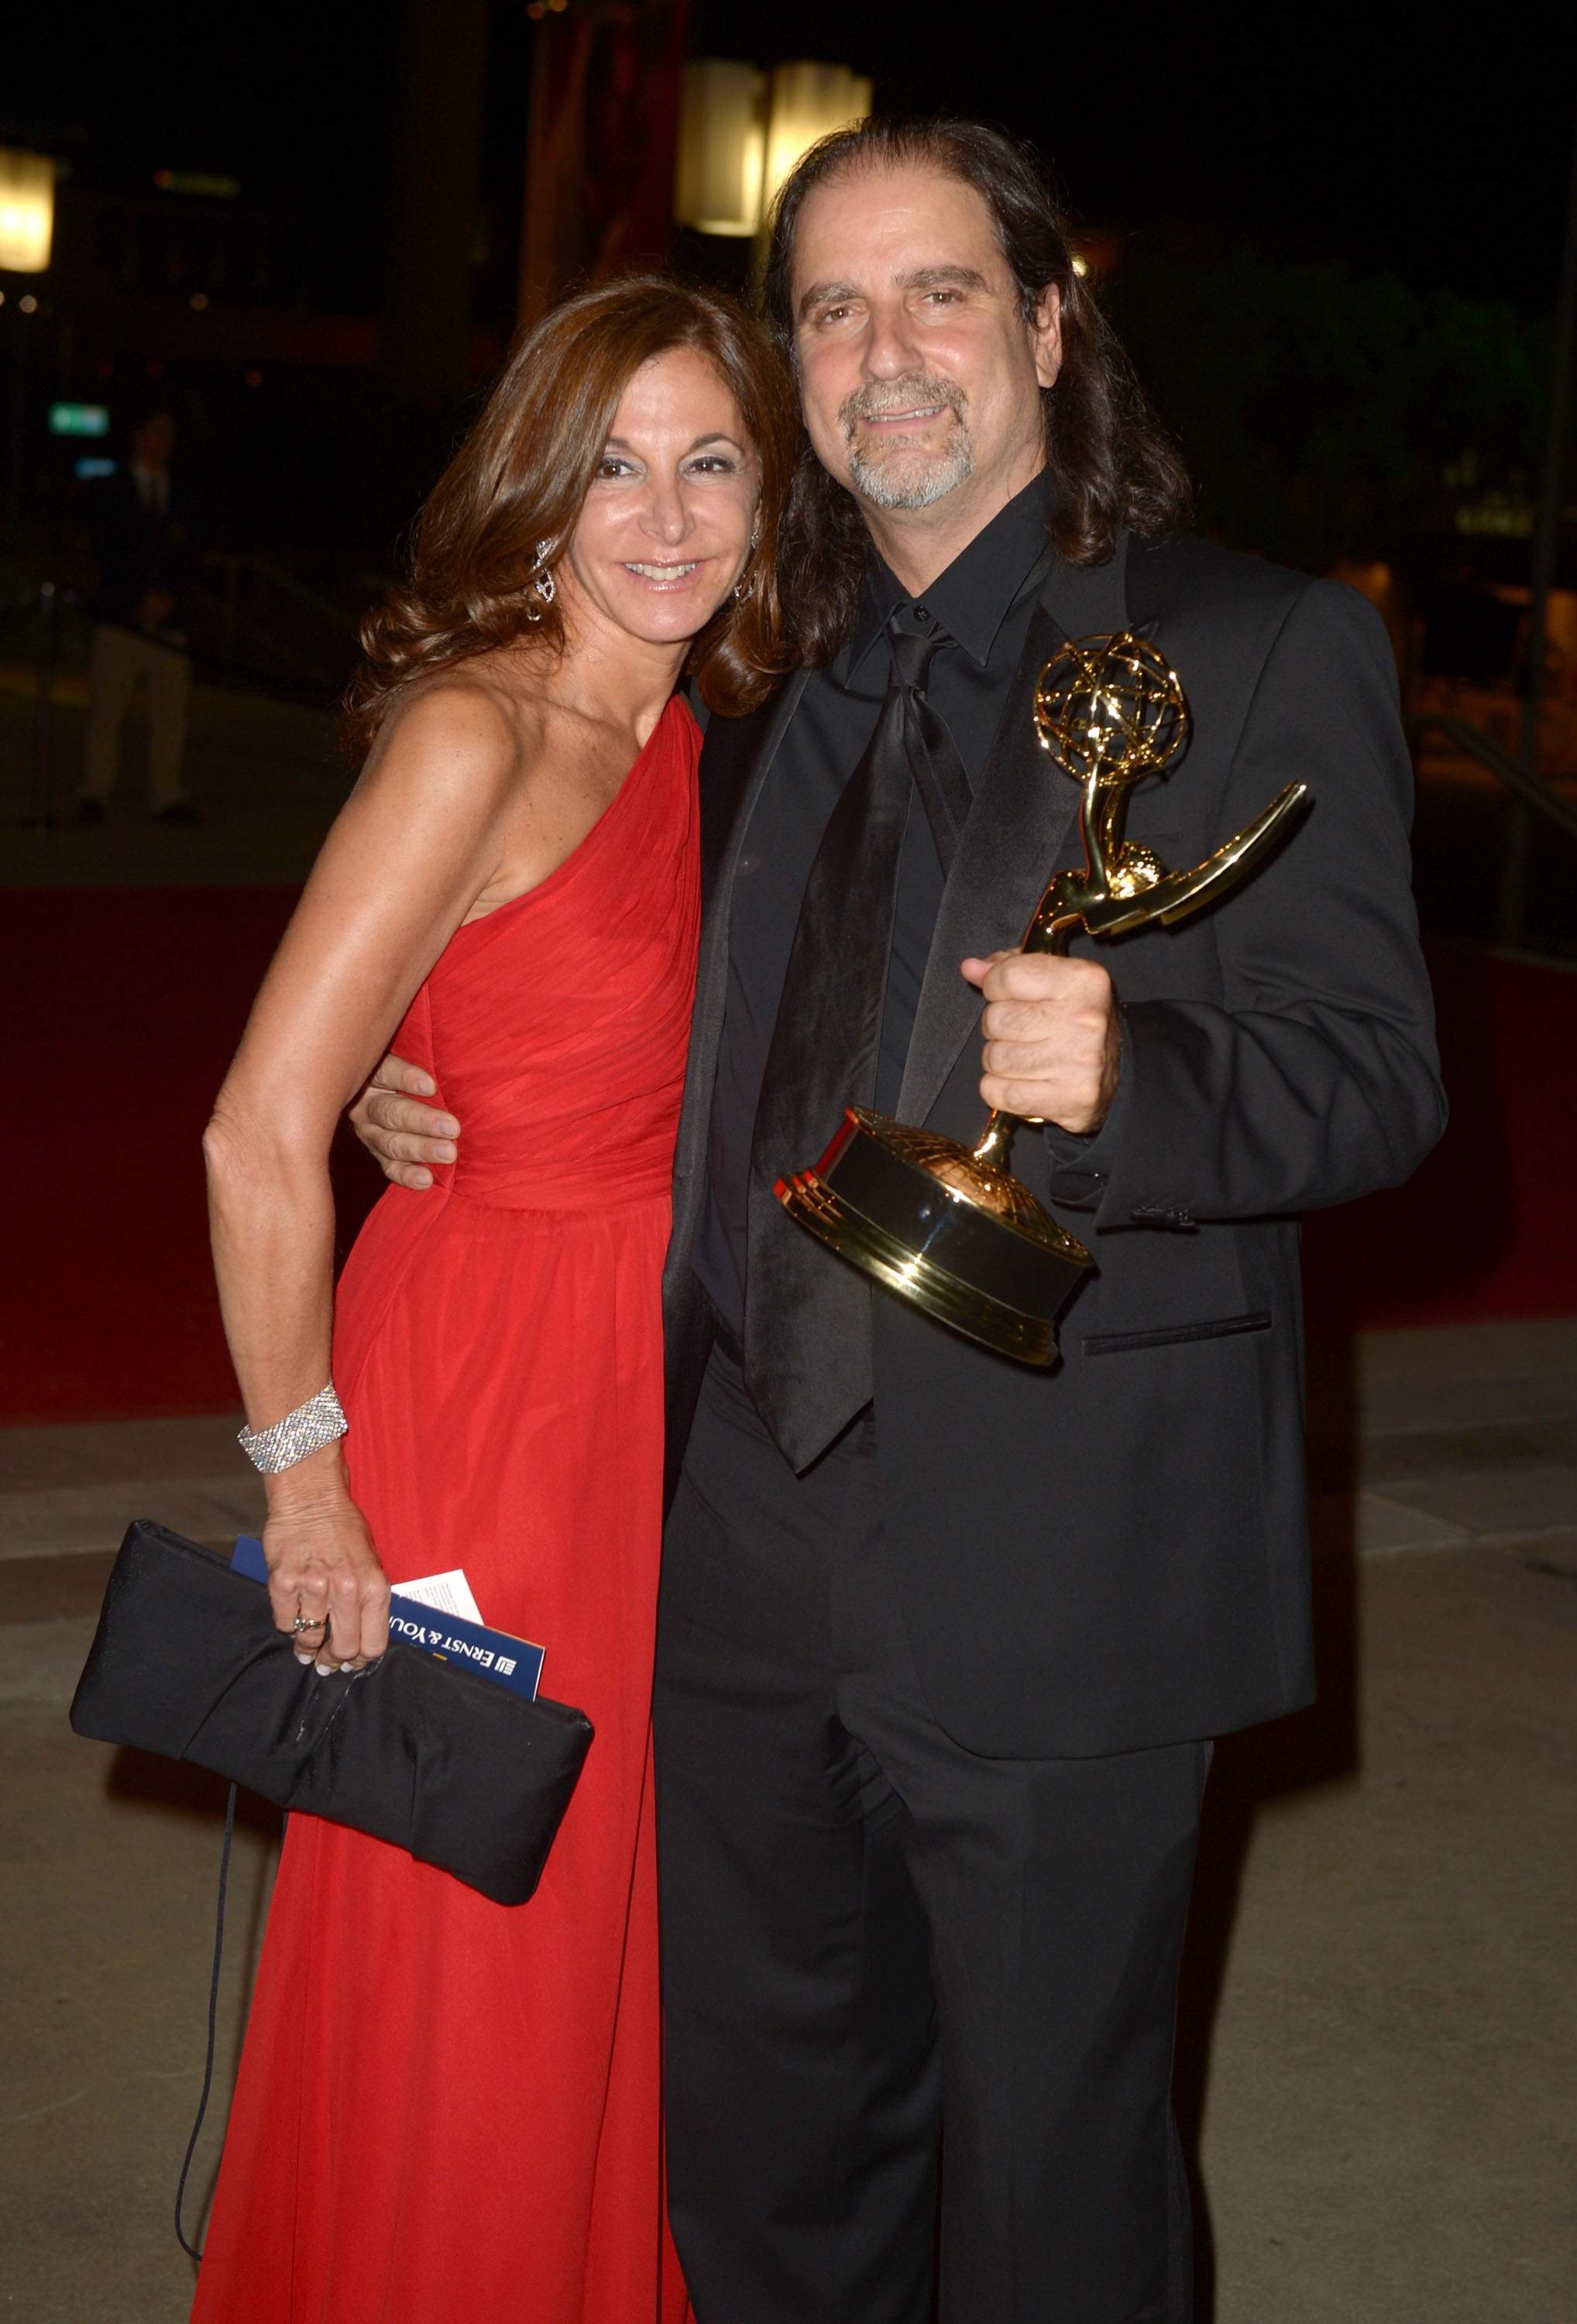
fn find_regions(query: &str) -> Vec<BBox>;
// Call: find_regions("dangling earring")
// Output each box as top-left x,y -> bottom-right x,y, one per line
523,538 -> 557,623
733,524 -> 761,604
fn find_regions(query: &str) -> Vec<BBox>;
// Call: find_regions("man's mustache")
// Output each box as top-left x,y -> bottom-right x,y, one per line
839,374 -> 967,432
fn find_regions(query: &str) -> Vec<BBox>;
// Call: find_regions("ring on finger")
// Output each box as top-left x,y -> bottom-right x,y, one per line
291,1609 -> 328,1635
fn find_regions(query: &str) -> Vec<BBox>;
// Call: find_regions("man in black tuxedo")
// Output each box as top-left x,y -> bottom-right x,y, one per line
78,405 -> 202,825
355,121 -> 1443,2323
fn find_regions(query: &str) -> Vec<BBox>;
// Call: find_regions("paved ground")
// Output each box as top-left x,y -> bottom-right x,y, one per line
1,1318 -> 1573,2322
0,662 -> 343,890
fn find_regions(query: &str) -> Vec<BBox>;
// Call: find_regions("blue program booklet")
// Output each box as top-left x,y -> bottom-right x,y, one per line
232,1537 -> 545,1701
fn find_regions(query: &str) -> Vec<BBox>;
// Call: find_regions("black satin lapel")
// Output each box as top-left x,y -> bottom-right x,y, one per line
699,671 -> 810,909
895,539 -> 1132,1126
893,603 -> 1069,1124
674,672 -> 812,1191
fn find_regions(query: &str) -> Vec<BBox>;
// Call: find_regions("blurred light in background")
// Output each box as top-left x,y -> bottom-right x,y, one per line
675,60 -> 766,236
0,148 -> 56,273
47,403 -> 111,437
763,64 -> 871,217
152,169 -> 242,201
675,59 -> 871,240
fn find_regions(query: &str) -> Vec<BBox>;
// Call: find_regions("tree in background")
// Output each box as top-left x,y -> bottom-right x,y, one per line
1109,258 -> 1549,571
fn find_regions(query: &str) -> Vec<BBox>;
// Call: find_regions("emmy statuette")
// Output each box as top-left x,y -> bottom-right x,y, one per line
774,631 -> 1309,1365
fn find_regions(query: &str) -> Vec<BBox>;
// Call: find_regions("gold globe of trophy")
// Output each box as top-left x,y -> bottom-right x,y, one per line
775,632 -> 1309,1364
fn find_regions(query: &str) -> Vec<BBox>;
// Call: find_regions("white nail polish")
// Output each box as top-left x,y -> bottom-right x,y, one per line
314,1662 -> 333,1676
295,1651 -> 314,1666
339,1662 -> 354,1673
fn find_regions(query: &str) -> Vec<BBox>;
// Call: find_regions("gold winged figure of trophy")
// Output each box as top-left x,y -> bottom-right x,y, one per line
774,631 -> 1309,1363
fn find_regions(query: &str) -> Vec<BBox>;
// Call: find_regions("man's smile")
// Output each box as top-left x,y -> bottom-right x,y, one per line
858,404 -> 949,427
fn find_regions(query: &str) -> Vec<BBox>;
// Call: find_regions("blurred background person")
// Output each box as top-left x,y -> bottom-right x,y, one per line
77,403 -> 202,826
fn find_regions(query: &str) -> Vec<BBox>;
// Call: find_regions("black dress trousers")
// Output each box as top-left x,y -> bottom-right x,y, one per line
655,1346 -> 1211,2324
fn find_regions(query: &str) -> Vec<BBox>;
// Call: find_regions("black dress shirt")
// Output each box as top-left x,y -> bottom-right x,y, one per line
694,472 -> 1058,1336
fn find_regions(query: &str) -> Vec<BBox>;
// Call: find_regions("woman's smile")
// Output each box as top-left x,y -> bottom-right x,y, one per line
620,556 -> 707,590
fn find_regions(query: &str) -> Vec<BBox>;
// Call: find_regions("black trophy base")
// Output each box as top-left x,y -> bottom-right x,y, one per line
775,1107 -> 1094,1366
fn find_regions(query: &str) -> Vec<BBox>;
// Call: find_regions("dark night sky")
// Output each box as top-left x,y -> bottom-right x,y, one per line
8,0 -> 1573,312
702,0 -> 1575,309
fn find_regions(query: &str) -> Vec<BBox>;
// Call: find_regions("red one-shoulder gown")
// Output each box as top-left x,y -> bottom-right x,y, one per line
193,698 -> 699,2324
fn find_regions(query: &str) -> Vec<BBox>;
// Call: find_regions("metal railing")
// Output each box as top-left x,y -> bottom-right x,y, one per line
1414,711 -> 1577,844
1413,710 -> 1577,947
199,552 -> 362,691
4,547 -> 366,827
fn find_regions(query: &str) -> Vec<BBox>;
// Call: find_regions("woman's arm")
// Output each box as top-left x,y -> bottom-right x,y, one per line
204,683 -> 529,1666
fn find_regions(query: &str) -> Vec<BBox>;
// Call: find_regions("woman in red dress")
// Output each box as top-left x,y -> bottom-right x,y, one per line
195,277 -> 795,2323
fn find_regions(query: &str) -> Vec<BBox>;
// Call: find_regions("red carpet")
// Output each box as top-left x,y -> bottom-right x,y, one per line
1300,941 -> 1577,1336
3,888 -> 377,1427
2,892 -> 1572,1426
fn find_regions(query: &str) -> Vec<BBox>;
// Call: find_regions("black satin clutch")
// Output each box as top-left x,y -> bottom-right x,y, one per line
70,1519 -> 593,1906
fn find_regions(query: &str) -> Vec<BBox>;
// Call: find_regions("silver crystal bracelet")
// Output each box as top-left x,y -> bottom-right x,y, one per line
237,1383 -> 349,1475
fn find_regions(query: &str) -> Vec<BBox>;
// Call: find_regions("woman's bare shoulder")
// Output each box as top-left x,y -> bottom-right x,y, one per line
359,664 -> 555,813
376,668 -> 541,762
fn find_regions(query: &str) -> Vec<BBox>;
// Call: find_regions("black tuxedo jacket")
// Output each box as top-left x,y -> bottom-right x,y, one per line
661,529 -> 1445,1758
85,467 -> 201,636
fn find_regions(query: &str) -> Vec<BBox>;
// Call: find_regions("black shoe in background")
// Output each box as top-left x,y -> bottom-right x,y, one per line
152,801 -> 202,827
77,798 -> 106,826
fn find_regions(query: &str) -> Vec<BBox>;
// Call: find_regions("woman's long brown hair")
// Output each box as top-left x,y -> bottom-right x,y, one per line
344,275 -> 799,755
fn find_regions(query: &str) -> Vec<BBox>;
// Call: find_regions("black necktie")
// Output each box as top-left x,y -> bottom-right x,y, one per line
743,618 -> 968,1470
892,624 -> 971,871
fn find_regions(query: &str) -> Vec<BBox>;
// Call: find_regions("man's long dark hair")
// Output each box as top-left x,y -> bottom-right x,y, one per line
762,119 -> 1193,663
